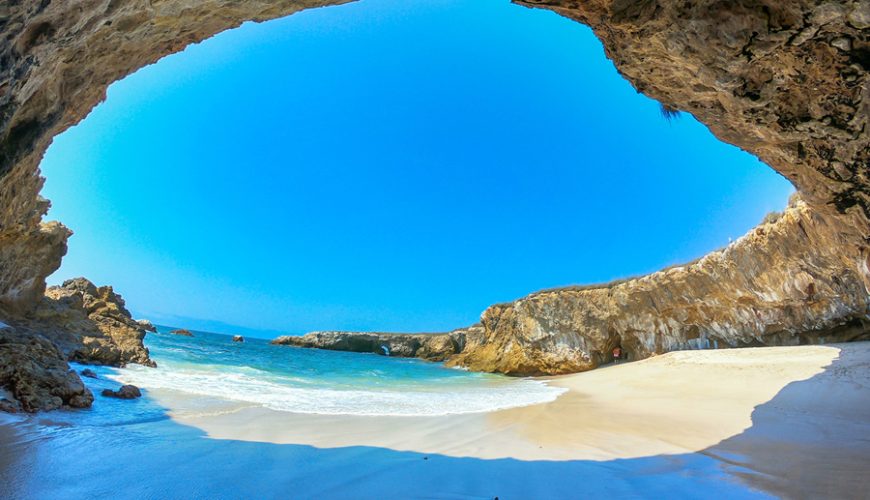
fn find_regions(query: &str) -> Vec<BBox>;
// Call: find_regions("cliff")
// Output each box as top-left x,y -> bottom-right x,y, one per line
281,199 -> 869,375
448,198 -> 870,374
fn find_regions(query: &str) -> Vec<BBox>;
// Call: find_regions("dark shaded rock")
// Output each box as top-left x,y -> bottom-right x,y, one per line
170,329 -> 193,337
0,398 -> 19,413
0,327 -> 93,412
232,335 -> 244,343
80,368 -> 98,379
101,385 -> 141,399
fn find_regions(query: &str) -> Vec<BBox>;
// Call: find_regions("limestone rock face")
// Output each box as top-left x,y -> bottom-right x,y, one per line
450,199 -> 870,374
0,221 -> 70,315
0,1 -> 868,380
277,202 -> 870,376
23,278 -> 155,367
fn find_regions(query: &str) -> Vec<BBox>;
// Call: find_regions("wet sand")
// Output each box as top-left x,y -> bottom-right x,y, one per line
1,343 -> 869,498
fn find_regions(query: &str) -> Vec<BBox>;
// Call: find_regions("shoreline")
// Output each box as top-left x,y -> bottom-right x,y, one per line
2,342 -> 869,497
169,344 -> 855,461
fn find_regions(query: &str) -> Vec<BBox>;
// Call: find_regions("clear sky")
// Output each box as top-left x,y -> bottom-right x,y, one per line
41,0 -> 793,338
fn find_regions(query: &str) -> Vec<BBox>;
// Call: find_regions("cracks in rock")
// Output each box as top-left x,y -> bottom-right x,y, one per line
740,31 -> 760,62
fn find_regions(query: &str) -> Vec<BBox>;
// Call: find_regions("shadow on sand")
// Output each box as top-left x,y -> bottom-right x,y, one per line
1,346 -> 867,499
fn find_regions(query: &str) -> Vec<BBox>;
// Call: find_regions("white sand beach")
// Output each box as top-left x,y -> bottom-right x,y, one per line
177,344 -> 849,461
2,343 -> 869,498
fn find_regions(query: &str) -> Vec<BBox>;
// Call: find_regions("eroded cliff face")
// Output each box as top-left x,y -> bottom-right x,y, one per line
449,198 -> 870,374
0,1 -> 868,385
280,198 -> 870,375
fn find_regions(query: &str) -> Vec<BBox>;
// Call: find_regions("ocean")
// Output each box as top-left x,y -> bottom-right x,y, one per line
99,326 -> 564,418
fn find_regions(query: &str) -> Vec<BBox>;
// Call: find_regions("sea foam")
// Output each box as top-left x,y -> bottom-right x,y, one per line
112,362 -> 566,417
107,330 -> 567,417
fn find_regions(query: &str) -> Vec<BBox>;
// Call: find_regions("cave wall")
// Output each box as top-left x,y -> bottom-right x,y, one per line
0,0 -> 868,376
516,0 -> 869,224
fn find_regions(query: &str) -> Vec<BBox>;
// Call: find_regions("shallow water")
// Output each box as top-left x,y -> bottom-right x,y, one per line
103,327 -> 564,417
0,328 -> 785,498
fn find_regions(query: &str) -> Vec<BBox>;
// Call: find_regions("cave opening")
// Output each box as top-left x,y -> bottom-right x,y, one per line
35,0 -> 795,338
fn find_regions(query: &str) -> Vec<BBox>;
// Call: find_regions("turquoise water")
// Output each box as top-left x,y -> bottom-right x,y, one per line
102,326 -> 564,417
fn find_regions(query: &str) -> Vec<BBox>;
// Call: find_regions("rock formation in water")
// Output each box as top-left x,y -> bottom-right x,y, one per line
0,1 -> 868,385
170,329 -> 193,337
232,335 -> 244,343
101,384 -> 142,400
0,278 -> 153,411
137,319 -> 157,333
272,327 -> 482,361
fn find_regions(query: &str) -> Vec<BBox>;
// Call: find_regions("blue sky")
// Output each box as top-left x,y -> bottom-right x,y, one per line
41,0 -> 793,338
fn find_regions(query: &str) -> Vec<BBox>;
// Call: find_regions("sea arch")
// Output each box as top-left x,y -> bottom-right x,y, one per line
0,0 -> 867,374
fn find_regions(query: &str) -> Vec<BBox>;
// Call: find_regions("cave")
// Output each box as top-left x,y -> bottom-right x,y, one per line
0,0 -> 868,405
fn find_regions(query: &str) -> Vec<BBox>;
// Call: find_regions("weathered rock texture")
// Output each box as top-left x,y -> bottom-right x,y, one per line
137,319 -> 157,333
28,278 -> 154,367
278,200 -> 870,374
449,198 -> 870,374
0,0 -> 868,378
0,278 -> 153,411
0,326 -> 93,412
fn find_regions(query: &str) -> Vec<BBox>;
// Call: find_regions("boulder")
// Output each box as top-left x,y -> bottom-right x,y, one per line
80,368 -> 98,379
101,385 -> 142,399
169,329 -> 193,337
0,327 -> 94,412
232,335 -> 244,343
